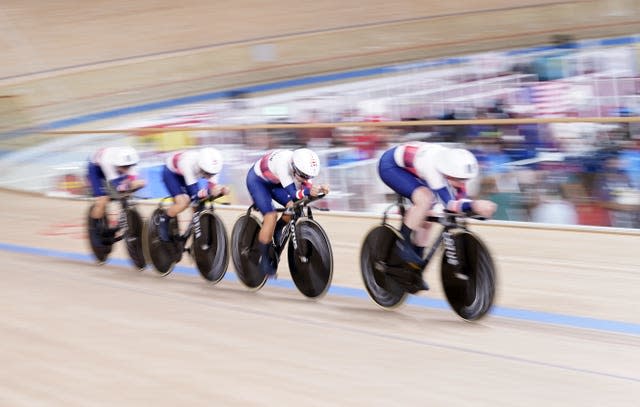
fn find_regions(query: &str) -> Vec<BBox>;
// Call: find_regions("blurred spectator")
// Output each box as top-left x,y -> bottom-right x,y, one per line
477,174 -> 527,221
352,116 -> 392,159
487,99 -> 508,118
563,179 -> 611,227
506,104 -> 544,159
530,183 -> 578,225
593,154 -> 640,228
619,139 -> 640,188
471,139 -> 510,176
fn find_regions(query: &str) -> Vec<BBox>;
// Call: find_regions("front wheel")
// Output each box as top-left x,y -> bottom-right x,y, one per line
359,225 -> 408,309
287,219 -> 333,299
142,208 -> 182,277
230,213 -> 268,290
441,230 -> 496,321
192,211 -> 229,283
124,207 -> 146,270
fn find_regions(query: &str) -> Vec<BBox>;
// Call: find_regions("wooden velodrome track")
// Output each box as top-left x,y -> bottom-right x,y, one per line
1,0 -> 640,405
0,189 -> 638,406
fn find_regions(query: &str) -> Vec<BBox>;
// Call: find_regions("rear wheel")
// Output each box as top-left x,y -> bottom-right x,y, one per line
287,219 -> 333,299
441,230 -> 496,321
124,207 -> 146,270
142,208 -> 182,277
193,211 -> 229,283
87,204 -> 112,265
360,225 -> 407,308
230,213 -> 268,290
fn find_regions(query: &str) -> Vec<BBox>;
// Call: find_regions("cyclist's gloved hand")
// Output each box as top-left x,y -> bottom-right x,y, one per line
197,188 -> 210,199
471,200 -> 497,218
116,181 -> 130,192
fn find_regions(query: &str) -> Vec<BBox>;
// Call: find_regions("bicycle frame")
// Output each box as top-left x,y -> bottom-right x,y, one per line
103,189 -> 142,241
171,195 -> 223,244
381,195 -> 474,274
273,194 -> 326,254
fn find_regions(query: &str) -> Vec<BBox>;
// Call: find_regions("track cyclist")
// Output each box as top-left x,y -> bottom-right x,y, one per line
87,146 -> 146,243
246,148 -> 329,277
378,142 -> 497,270
157,147 -> 229,242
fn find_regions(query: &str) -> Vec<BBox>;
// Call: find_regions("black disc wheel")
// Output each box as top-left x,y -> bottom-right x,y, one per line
192,211 -> 229,283
441,230 -> 496,321
230,214 -> 268,290
360,225 -> 408,308
124,207 -> 146,270
287,219 -> 333,299
87,204 -> 112,265
142,208 -> 182,277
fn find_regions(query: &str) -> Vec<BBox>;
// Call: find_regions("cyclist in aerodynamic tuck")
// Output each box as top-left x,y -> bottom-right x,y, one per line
246,148 -> 330,278
157,147 -> 229,242
378,141 -> 497,270
87,146 -> 146,243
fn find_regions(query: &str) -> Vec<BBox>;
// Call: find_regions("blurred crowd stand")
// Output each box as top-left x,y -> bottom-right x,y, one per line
5,33 -> 640,229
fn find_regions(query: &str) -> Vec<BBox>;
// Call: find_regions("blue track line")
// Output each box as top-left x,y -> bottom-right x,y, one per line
1,241 -> 638,336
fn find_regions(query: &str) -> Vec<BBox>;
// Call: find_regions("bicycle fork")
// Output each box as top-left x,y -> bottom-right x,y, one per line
278,220 -> 309,264
441,230 -> 468,281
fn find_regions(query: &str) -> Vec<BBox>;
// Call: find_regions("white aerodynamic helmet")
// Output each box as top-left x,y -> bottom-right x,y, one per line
436,148 -> 479,180
198,147 -> 223,175
292,148 -> 320,179
113,146 -> 140,167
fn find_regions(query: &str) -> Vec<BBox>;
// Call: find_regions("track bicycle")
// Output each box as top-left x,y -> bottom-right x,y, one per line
230,194 -> 333,298
87,185 -> 146,270
360,196 -> 497,320
143,194 -> 229,282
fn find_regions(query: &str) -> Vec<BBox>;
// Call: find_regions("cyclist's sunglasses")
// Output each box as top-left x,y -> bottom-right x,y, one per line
293,167 -> 312,180
446,176 -> 469,183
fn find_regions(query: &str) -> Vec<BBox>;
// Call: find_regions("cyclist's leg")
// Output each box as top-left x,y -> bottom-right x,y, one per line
407,187 -> 434,253
159,167 -> 189,241
247,170 -> 278,276
88,163 -> 108,221
271,186 -> 293,245
378,150 -> 429,266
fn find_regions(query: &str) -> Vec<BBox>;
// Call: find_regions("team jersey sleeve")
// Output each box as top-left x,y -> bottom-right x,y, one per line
100,162 -> 120,182
176,152 -> 199,186
109,174 -> 129,190
186,182 -> 201,202
207,173 -> 220,186
284,183 -> 298,202
282,180 -> 312,202
434,186 -> 473,213
272,154 -> 295,187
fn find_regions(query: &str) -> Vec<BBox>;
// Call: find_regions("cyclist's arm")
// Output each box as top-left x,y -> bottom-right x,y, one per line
186,182 -> 201,201
283,182 -> 310,201
434,187 -> 473,213
108,173 -> 131,191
